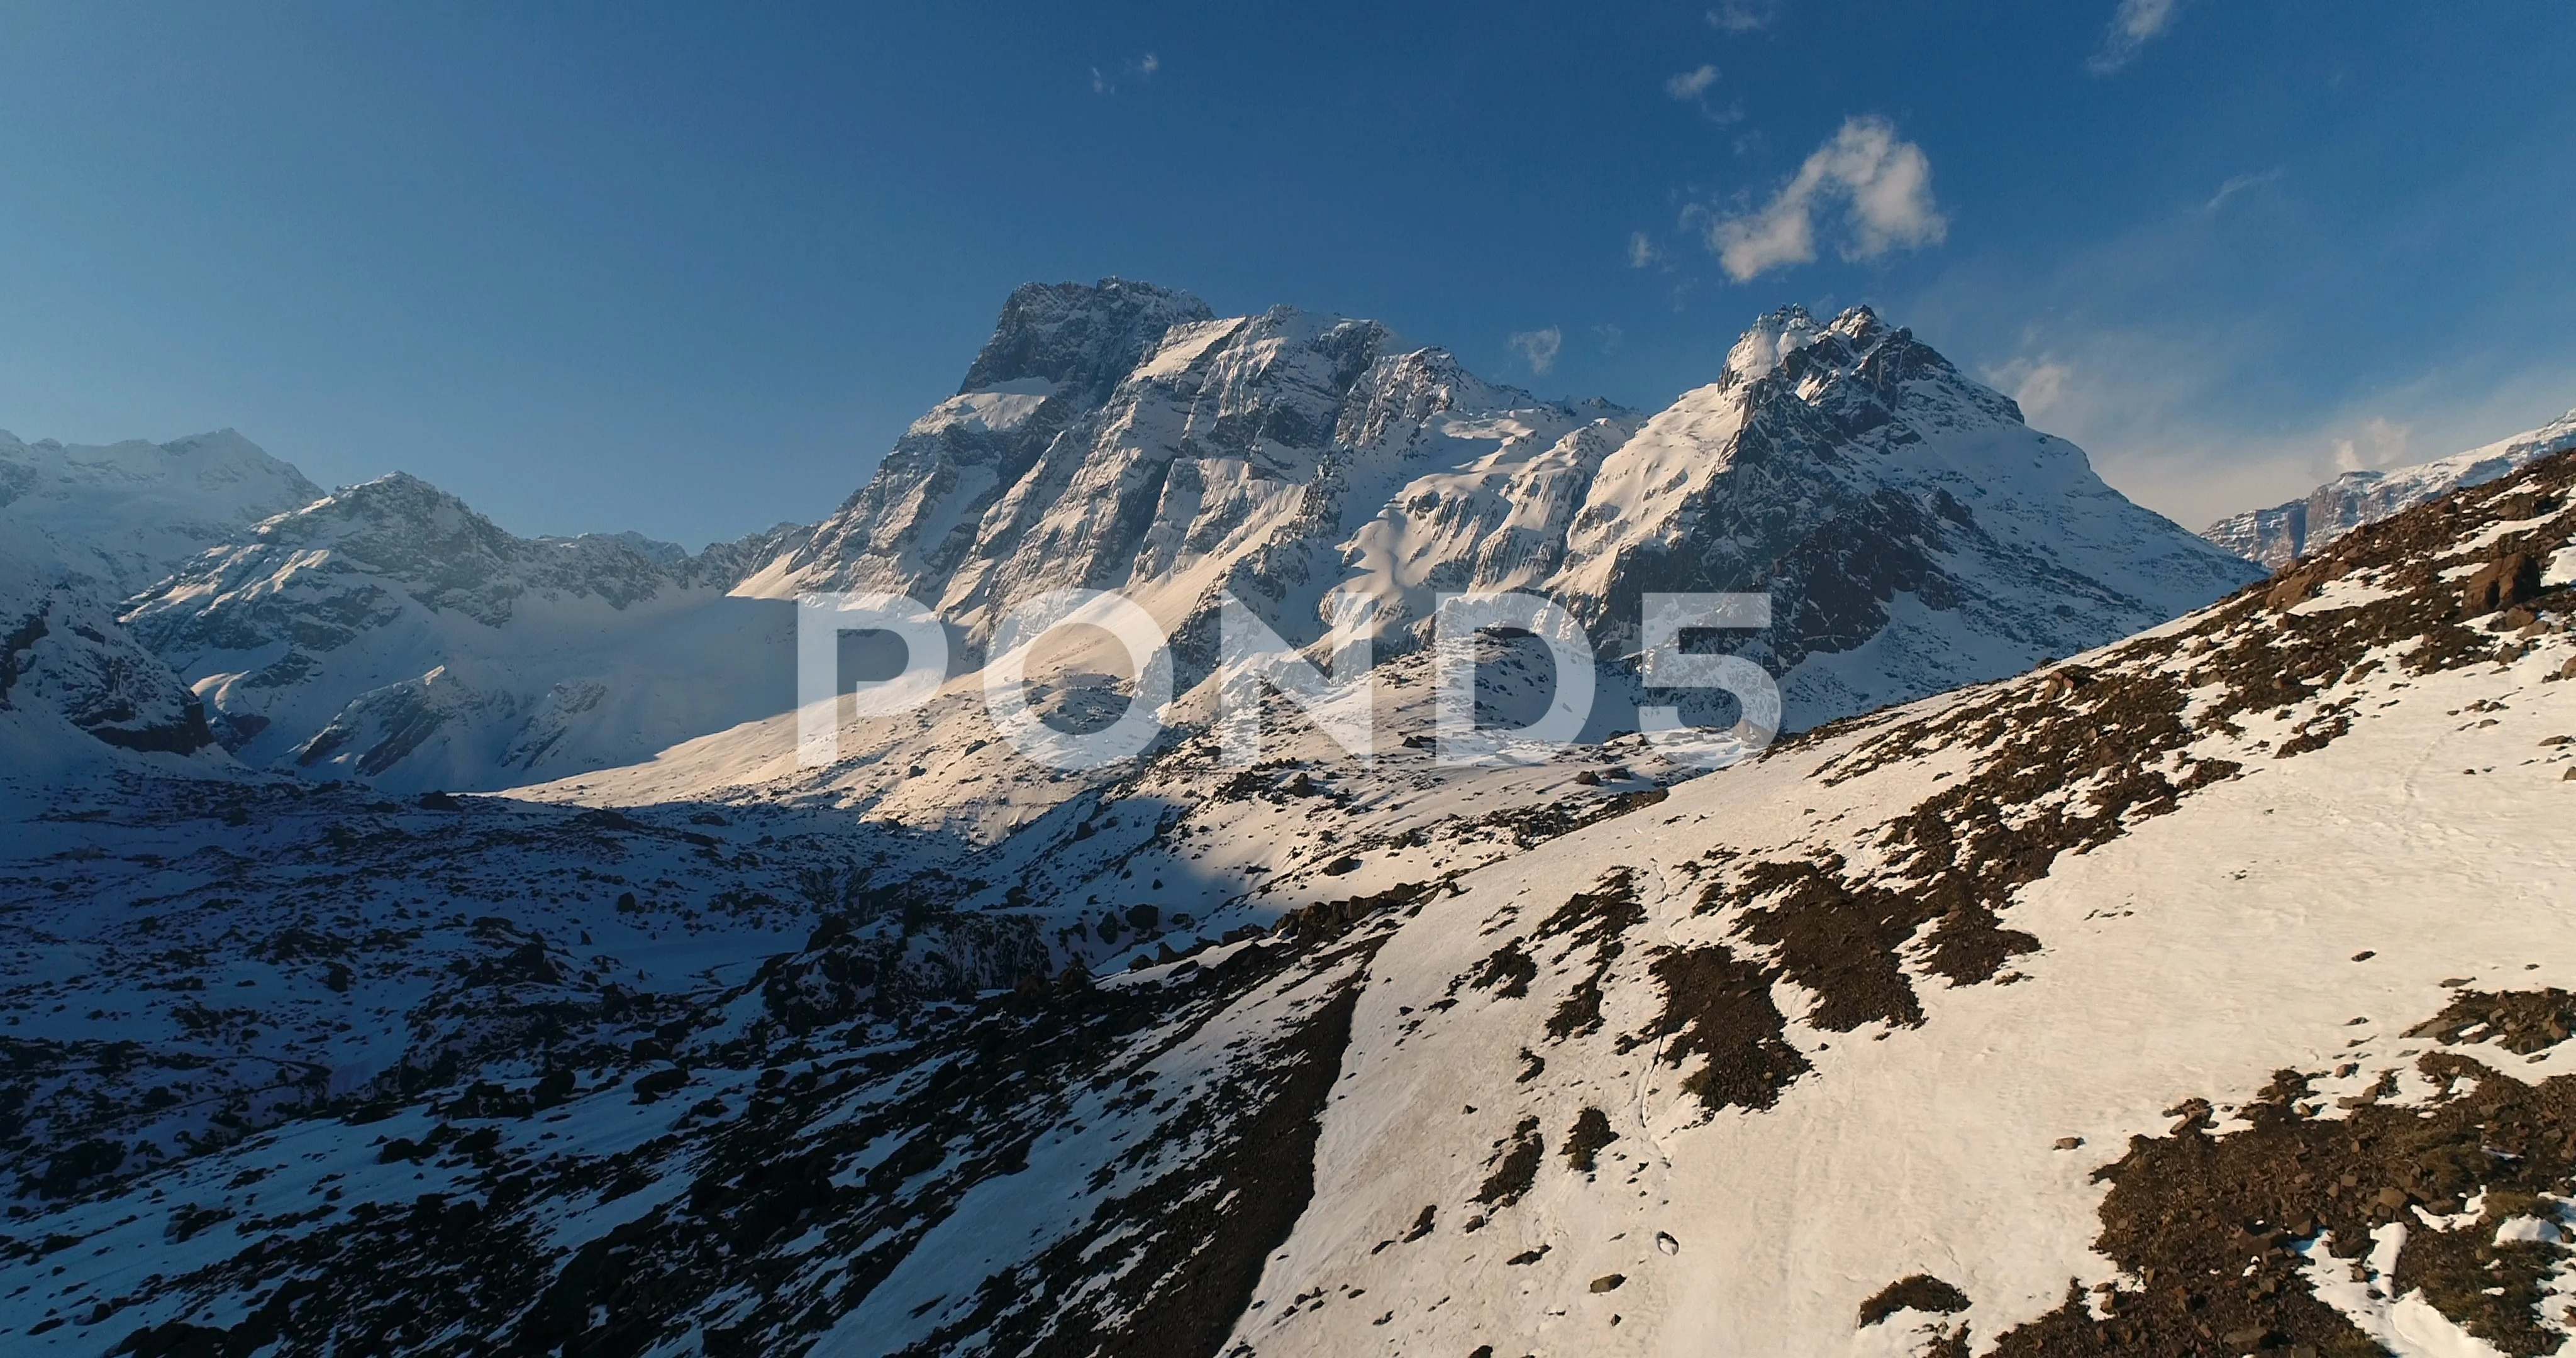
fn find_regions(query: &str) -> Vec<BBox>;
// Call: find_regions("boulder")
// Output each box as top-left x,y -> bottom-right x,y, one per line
2461,553 -> 2542,616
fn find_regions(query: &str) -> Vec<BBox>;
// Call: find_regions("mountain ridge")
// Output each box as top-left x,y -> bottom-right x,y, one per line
2207,407 -> 2576,568
81,281 -> 2262,793
118,470 -> 809,789
0,426 -> 325,599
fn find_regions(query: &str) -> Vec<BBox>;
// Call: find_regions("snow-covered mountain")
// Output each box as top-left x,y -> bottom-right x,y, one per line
89,283 -> 2251,800
742,285 -> 2257,737
0,429 -> 315,784
1538,304 -> 2261,722
737,280 -> 1640,661
4,387 -> 2571,1357
119,472 -> 808,792
0,547 -> 228,780
2207,408 -> 2576,568
0,428 -> 323,597
546,285 -> 2258,846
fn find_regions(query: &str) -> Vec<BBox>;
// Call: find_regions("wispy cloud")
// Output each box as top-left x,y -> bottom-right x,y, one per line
1594,323 -> 1626,354
1662,63 -> 1743,126
1090,53 -> 1160,95
1967,327 -> 2573,531
1507,327 -> 1563,376
2331,417 -> 2413,474
2089,0 -> 2179,74
1706,0 -> 1777,34
1705,116 -> 1948,281
1665,65 -> 1719,101
1987,355 -> 2073,421
1627,231 -> 1663,269
2202,167 -> 2282,214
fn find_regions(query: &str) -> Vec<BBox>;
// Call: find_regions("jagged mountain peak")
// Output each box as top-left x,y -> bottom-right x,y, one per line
1720,302 -> 1881,375
256,470 -> 504,546
116,468 -> 808,789
713,284 -> 2257,760
1329,343 -> 1546,451
228,472 -> 756,598
149,426 -> 293,467
1716,302 -> 2019,431
1722,303 -> 1829,382
955,277 -> 1213,403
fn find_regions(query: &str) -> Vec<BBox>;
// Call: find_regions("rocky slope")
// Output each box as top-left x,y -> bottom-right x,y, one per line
0,428 -> 312,783
119,473 -> 808,792
1538,304 -> 2261,722
4,413 -> 2571,1354
0,548 -> 226,776
2207,409 -> 2576,568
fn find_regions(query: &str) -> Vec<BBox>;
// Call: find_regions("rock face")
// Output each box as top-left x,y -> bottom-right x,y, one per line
748,278 -> 1219,605
738,281 -> 1636,663
1533,306 -> 2262,725
742,286 -> 2259,733
2206,408 -> 2576,568
0,548 -> 219,768
0,427 -> 323,596
120,472 -> 809,791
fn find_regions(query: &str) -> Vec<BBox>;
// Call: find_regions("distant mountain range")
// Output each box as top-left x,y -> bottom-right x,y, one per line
119,472 -> 805,790
0,427 -> 323,597
2206,408 -> 2576,567
8,280 -> 2262,793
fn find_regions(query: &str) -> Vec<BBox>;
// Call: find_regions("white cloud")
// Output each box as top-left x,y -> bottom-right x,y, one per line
1594,323 -> 1626,353
1663,65 -> 1741,126
1090,53 -> 1159,94
2202,167 -> 2282,214
1627,231 -> 1662,269
1706,0 -> 1777,33
1958,324 -> 2575,531
1706,116 -> 1948,281
1508,327 -> 1563,376
2331,417 -> 2412,474
1665,65 -> 1719,101
2089,0 -> 2180,74
1985,356 -> 2073,421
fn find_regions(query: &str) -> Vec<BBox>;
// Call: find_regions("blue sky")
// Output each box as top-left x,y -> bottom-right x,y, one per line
2,1 -> 2572,543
